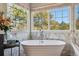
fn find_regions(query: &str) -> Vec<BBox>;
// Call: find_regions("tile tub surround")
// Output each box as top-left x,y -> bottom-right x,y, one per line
4,44 -> 75,56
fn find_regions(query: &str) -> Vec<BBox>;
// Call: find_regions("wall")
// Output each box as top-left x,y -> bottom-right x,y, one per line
0,4 -> 7,33
0,3 -> 7,13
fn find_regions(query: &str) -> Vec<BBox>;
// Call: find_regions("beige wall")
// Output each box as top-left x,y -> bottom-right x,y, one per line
0,3 -> 7,13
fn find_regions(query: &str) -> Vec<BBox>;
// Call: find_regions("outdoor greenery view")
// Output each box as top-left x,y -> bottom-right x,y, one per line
33,7 -> 69,30
10,4 -> 27,31
33,11 -> 48,30
10,4 -> 70,30
76,6 -> 79,30
8,4 -> 79,31
50,20 -> 69,30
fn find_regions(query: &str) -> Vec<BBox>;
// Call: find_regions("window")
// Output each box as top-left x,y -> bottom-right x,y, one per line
8,4 -> 27,31
49,6 -> 70,30
33,6 -> 70,30
75,5 -> 79,30
33,10 -> 48,30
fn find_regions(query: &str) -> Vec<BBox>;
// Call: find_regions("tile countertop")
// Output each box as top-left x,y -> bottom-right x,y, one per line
0,31 -> 5,34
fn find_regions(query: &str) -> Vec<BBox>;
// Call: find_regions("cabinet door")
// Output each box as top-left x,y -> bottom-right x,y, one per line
0,34 -> 4,56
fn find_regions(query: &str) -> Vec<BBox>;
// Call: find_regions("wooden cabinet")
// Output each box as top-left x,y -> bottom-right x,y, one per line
0,34 -> 4,56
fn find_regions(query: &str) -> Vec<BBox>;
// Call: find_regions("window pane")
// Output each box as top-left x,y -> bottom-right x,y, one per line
33,17 -> 41,30
9,4 -> 27,31
55,18 -> 62,23
63,7 -> 69,17
49,6 -> 69,30
59,17 -> 69,30
55,8 -> 62,18
76,5 -> 79,30
50,18 -> 61,30
33,11 -> 48,30
63,17 -> 69,24
55,11 -> 62,18
49,9 -> 55,18
63,11 -> 68,17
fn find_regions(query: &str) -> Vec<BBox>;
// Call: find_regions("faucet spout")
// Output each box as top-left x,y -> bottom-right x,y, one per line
40,30 -> 44,40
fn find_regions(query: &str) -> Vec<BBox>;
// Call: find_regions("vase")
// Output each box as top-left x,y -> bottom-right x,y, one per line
4,31 -> 7,43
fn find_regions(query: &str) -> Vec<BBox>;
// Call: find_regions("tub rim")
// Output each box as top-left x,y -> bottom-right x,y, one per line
21,40 -> 66,46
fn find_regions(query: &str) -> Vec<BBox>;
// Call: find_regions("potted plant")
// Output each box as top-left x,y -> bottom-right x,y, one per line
0,12 -> 13,40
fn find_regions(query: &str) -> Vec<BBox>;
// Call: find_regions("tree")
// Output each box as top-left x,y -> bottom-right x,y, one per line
10,4 -> 27,31
12,4 -> 27,20
76,19 -> 79,29
33,11 -> 48,30
60,21 -> 69,30
50,20 -> 60,30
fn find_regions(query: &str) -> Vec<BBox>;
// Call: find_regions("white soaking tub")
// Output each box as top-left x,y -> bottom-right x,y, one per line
21,40 -> 66,56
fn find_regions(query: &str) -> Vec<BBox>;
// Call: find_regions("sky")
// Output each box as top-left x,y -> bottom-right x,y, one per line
76,6 -> 79,20
49,6 -> 69,23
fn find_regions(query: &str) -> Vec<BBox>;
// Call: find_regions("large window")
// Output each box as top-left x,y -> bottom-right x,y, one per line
8,4 -> 27,31
33,6 -> 70,30
49,6 -> 70,30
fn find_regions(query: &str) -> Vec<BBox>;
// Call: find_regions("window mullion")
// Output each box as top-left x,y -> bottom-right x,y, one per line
48,11 -> 50,30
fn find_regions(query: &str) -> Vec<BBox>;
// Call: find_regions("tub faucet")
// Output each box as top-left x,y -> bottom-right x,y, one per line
40,30 -> 44,43
40,30 -> 44,40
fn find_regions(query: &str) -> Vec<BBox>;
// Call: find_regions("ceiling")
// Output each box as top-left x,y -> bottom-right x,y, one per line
16,3 -> 72,11
31,3 -> 54,8
16,3 -> 57,9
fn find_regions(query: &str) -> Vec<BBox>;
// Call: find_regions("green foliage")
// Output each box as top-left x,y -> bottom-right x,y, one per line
76,19 -> 79,29
59,21 -> 69,30
11,4 -> 27,20
50,20 -> 69,30
33,11 -> 48,30
33,11 -> 69,30
76,9 -> 79,30
10,4 -> 27,30
50,20 -> 59,30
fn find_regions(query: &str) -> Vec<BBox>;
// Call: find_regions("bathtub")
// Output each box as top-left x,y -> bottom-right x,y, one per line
21,40 -> 66,56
